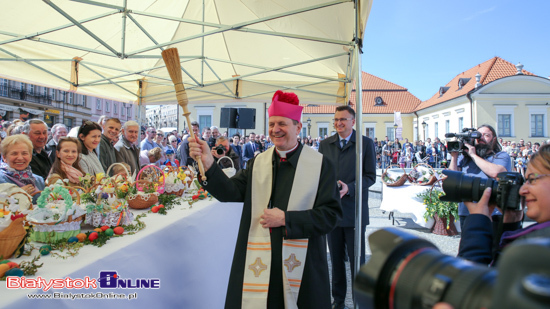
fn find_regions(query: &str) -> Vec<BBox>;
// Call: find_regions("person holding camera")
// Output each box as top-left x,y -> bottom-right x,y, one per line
449,125 -> 512,231
211,136 -> 240,171
458,144 -> 550,265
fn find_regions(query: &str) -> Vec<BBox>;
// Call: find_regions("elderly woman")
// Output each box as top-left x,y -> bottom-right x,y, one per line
139,147 -> 163,168
0,134 -> 45,203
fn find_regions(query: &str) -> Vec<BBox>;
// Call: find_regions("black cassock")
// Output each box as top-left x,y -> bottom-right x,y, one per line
203,143 -> 341,309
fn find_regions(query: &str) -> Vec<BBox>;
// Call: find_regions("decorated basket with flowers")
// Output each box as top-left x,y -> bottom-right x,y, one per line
82,179 -> 134,227
0,193 -> 30,258
127,180 -> 159,209
408,163 -> 441,186
381,165 -> 408,187
416,183 -> 459,236
162,166 -> 194,196
26,185 -> 87,243
137,164 -> 165,194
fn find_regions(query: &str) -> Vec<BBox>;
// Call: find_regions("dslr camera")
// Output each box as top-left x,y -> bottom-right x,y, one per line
214,144 -> 226,155
439,170 -> 524,210
355,228 -> 550,309
445,128 -> 482,152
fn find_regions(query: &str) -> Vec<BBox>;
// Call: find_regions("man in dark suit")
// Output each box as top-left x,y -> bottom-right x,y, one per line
242,132 -> 257,168
230,134 -> 244,169
318,105 -> 376,309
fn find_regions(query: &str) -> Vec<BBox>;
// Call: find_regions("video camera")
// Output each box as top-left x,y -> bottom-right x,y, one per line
439,170 -> 524,210
445,128 -> 482,152
354,228 -> 550,309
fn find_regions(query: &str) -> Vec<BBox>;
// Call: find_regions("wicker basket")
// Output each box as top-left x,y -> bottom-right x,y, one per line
137,164 -> 165,194
381,165 -> 408,187
0,217 -> 26,259
28,186 -> 84,243
163,166 -> 193,196
128,180 -> 159,209
409,163 -> 438,186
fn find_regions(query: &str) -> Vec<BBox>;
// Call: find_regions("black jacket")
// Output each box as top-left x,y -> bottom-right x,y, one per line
319,130 -> 376,227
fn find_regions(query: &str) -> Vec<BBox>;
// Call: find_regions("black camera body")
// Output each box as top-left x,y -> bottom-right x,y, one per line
214,144 -> 226,155
445,128 -> 482,152
355,228 -> 550,309
440,170 -> 524,210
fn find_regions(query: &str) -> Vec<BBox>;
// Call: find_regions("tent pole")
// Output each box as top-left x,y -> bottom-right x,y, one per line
353,1 -> 363,309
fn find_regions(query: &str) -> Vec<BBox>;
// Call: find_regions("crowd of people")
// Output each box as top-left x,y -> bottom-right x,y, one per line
372,135 -> 550,172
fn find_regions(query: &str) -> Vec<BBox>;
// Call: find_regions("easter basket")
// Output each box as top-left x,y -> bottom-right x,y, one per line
27,186 -> 87,243
0,190 -> 33,226
0,217 -> 26,259
408,163 -> 438,186
82,179 -> 134,227
127,180 -> 159,209
162,166 -> 194,196
381,165 -> 408,187
137,164 -> 165,194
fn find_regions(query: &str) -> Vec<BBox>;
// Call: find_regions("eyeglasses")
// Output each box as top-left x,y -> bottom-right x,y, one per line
157,133 -> 163,136
333,118 -> 353,123
524,174 -> 550,185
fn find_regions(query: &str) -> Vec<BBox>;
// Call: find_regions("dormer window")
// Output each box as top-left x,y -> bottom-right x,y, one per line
374,96 -> 384,106
458,78 -> 471,90
439,87 -> 450,97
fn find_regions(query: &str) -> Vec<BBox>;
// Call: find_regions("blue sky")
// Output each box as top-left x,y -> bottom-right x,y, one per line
362,0 -> 550,101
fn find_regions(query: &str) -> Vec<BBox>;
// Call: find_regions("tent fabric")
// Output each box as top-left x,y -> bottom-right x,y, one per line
0,0 -> 372,106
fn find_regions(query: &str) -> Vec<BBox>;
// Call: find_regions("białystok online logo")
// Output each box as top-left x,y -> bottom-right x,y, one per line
7,271 -> 161,291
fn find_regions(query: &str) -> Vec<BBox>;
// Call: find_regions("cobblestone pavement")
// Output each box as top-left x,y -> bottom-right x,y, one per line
328,195 -> 462,309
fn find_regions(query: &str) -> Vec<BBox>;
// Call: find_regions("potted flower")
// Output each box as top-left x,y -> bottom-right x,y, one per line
417,188 -> 459,236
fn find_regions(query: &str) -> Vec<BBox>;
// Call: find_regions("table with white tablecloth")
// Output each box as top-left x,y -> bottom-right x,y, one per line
380,183 -> 460,231
1,199 -> 242,308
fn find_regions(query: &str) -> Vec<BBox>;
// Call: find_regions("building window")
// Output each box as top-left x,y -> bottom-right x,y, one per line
114,103 -> 118,114
121,104 -> 125,116
68,93 -> 73,105
445,120 -> 450,134
458,78 -> 471,90
386,125 -> 395,141
20,83 -> 25,91
82,95 -> 87,107
318,123 -> 328,139
43,87 -> 48,97
497,114 -> 512,137
531,114 -> 544,137
127,107 -> 131,117
106,102 -> 110,112
458,117 -> 463,131
64,117 -> 74,129
434,122 -> 439,139
425,123 -> 429,140
199,115 -> 211,130
1,79 -> 7,96
29,84 -> 34,95
96,99 -> 101,110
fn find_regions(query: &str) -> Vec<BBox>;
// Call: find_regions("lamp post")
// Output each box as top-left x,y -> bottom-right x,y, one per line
393,123 -> 398,140
307,118 -> 311,136
422,121 -> 427,141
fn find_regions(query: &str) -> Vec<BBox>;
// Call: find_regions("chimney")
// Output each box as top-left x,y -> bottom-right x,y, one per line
475,73 -> 482,89
515,63 -> 524,75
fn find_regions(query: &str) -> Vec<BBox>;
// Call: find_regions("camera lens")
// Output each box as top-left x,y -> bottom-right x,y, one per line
440,170 -> 497,203
355,228 -> 496,309
216,147 -> 225,155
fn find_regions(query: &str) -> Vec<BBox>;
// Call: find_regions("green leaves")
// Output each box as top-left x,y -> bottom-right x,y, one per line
417,188 -> 458,223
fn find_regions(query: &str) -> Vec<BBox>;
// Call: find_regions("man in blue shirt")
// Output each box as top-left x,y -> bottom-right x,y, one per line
140,126 -> 161,151
449,125 -> 512,230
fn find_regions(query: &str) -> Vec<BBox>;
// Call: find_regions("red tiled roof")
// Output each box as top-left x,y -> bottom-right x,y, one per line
414,57 -> 533,111
303,72 -> 421,114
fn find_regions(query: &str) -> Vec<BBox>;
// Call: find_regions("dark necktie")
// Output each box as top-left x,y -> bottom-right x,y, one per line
341,139 -> 347,149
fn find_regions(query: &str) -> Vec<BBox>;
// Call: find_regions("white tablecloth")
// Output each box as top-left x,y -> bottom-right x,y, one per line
380,183 -> 434,227
1,199 -> 242,308
380,183 -> 460,231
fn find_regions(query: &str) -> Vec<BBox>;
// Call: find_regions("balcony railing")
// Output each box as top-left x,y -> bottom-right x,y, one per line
0,85 -> 53,106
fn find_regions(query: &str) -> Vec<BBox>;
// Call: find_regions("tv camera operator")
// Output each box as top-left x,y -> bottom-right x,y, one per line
447,125 -> 512,231
211,136 -> 240,172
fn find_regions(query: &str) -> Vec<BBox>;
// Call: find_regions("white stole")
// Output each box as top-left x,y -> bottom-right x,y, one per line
242,146 -> 322,309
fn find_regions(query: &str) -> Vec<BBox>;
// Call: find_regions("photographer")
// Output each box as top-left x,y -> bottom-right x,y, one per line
211,136 -> 240,171
449,125 -> 512,230
458,144 -> 550,265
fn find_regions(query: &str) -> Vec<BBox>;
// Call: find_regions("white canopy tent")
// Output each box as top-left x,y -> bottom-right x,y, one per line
0,0 -> 371,108
0,1 -> 372,304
